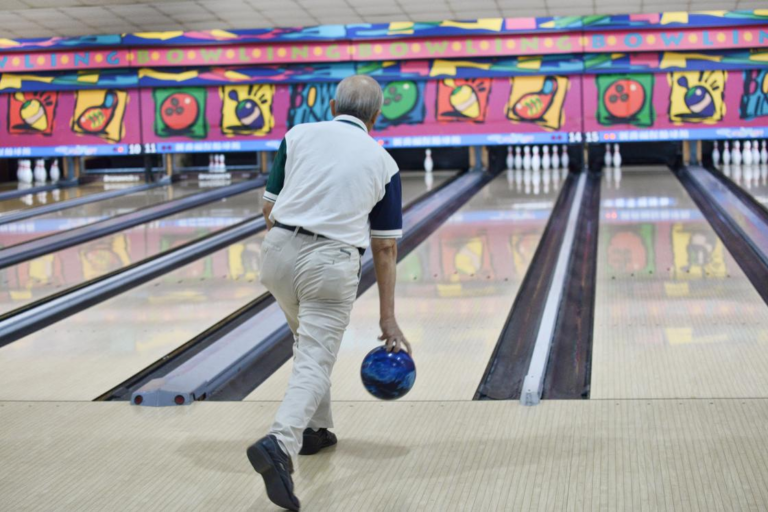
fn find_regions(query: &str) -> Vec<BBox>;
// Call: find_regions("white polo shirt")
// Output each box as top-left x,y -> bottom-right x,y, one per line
263,115 -> 403,249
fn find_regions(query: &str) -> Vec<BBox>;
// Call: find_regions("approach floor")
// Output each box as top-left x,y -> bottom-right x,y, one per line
0,181 -> 114,216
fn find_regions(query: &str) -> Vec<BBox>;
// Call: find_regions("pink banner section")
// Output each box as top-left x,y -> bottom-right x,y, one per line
0,49 -> 131,72
0,89 -> 142,156
583,25 -> 768,52
582,70 -> 768,141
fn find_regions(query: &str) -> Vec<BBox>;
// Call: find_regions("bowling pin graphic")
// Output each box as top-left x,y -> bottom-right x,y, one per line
712,141 -> 720,166
424,149 -> 434,173
523,146 -> 531,171
723,141 -> 731,166
49,159 -> 60,182
561,145 -> 569,170
551,145 -> 560,169
613,144 -> 622,169
744,141 -> 753,166
531,145 -> 541,171
542,145 -> 551,170
514,146 -> 522,170
733,141 -> 742,166
751,141 -> 760,166
33,159 -> 46,183
506,146 -> 513,171
604,143 -> 612,168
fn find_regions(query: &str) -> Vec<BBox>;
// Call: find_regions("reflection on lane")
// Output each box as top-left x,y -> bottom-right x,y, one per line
247,170 -> 563,403
591,167 -> 768,399
0,174 -> 439,401
0,188 -> 265,317
0,182 -> 110,216
718,164 -> 768,209
0,181 -> 229,249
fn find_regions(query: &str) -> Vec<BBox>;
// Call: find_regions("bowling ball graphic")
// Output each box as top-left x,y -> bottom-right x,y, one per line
228,91 -> 264,130
604,79 -> 645,119
361,346 -> 416,400
381,81 -> 418,120
512,76 -> 559,121
160,92 -> 199,132
77,90 -> 118,133
449,84 -> 481,118
677,76 -> 716,118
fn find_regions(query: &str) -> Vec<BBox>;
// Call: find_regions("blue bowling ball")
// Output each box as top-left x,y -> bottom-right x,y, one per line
360,346 -> 416,400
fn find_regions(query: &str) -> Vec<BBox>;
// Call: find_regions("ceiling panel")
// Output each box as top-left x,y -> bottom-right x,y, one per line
0,0 -> 747,38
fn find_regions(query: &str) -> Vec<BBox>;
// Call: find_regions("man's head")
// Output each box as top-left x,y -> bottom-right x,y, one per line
330,75 -> 383,132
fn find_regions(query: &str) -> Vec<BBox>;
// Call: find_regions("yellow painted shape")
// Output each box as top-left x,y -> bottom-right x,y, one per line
138,69 -> 200,82
429,60 -> 491,77
132,31 -> 184,40
387,22 -> 414,35
78,72 -> 100,84
223,70 -> 252,81
698,11 -> 728,16
517,57 -> 542,70
0,38 -> 21,48
660,12 -> 689,25
441,18 -> 503,31
660,52 -> 723,69
209,29 -> 238,40
0,74 -> 54,90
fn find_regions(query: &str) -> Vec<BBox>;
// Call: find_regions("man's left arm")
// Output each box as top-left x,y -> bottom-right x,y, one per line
262,138 -> 288,229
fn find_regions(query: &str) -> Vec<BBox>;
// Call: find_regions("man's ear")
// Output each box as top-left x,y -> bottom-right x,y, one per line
369,110 -> 380,127
330,99 -> 337,117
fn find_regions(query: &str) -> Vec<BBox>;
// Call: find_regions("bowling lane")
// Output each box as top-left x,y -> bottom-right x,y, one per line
591,167 -> 768,399
0,188 -> 265,317
247,168 -> 562,402
0,180 -> 225,250
400,171 -> 455,206
0,182 -> 111,216
719,164 -> 768,210
0,173 -> 436,401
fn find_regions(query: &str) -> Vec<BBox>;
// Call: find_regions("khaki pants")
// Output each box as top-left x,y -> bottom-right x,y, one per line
260,226 -> 361,460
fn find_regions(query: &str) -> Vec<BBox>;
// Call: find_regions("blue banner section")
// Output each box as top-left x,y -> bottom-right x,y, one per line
0,144 -> 137,157
592,126 -> 768,142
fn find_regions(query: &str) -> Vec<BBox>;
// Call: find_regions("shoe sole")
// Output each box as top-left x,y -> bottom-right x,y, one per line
247,443 -> 300,511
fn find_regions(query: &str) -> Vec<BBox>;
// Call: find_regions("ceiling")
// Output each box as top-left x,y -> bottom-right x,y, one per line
0,0 -> 761,39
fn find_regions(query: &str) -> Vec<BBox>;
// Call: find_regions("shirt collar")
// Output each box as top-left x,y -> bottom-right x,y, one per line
333,115 -> 368,133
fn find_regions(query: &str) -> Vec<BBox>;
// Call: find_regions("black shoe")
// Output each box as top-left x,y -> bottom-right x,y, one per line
299,428 -> 337,456
247,435 -> 300,511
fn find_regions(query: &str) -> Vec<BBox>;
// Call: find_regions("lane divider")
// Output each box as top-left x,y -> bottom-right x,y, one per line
520,172 -> 586,406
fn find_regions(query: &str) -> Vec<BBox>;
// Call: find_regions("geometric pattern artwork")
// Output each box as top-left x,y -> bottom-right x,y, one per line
153,87 -> 208,138
8,91 -> 58,135
436,78 -> 491,123
506,75 -> 568,130
668,71 -> 726,124
739,69 -> 768,121
71,89 -> 128,142
596,74 -> 655,127
220,84 -> 275,136
287,83 -> 336,128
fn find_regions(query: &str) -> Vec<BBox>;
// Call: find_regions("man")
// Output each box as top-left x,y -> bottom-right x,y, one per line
247,75 -> 411,511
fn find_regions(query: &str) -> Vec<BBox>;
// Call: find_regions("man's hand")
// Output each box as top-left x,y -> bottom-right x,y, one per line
262,202 -> 274,230
379,317 -> 411,354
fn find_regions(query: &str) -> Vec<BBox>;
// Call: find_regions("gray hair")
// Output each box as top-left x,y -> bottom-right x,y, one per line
334,75 -> 383,123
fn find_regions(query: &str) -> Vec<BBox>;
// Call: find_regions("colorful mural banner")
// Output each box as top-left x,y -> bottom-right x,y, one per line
580,11 -> 768,30
0,49 -> 131,72
582,26 -> 768,53
585,50 -> 768,73
135,77 -> 583,153
583,70 -> 768,141
0,88 -> 141,157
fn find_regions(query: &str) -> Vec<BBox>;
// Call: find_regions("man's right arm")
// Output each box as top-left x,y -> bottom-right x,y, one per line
262,138 -> 287,229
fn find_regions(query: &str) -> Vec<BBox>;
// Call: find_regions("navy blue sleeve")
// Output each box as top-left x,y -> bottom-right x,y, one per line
369,172 -> 403,238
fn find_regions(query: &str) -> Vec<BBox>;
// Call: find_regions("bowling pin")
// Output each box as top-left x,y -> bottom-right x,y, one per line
712,141 -> 720,166
208,154 -> 215,173
531,145 -> 541,171
561,146 -> 569,170
744,141 -> 753,166
15,161 -> 23,183
761,141 -> 768,164
733,141 -> 742,166
20,193 -> 34,206
514,146 -> 522,170
613,166 -> 622,189
506,146 -> 513,171
523,146 -> 531,171
723,141 -> 731,165
424,149 -> 433,173
36,191 -> 47,204
51,188 -> 60,201
49,160 -> 60,182
34,159 -> 47,183
542,145 -> 551,170
613,144 -> 622,169
751,141 -> 760,166
604,143 -> 612,168
551,145 -> 560,169
425,172 -> 434,191
18,160 -> 30,183
220,154 -> 227,173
